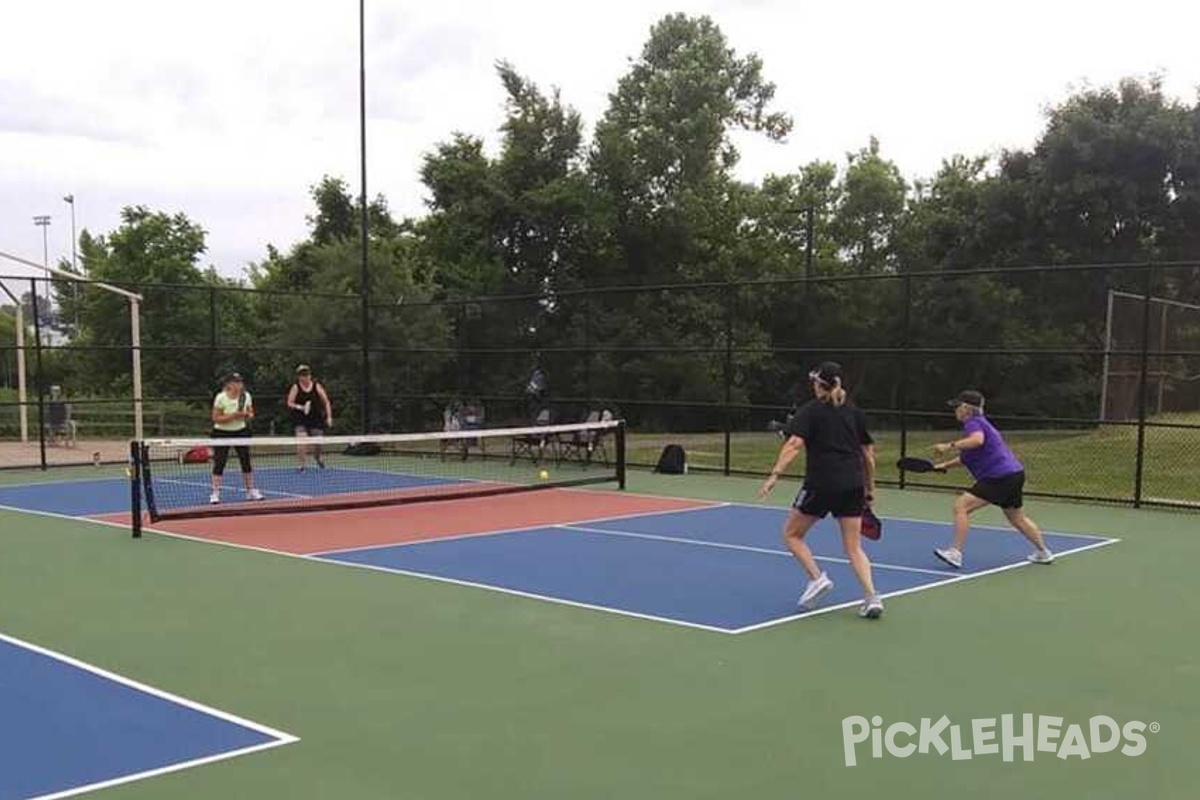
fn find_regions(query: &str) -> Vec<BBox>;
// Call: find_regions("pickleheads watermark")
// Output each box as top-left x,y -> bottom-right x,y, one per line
841,715 -> 1158,767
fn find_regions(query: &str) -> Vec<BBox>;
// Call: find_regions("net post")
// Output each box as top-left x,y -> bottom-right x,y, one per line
130,439 -> 142,538
616,420 -> 627,490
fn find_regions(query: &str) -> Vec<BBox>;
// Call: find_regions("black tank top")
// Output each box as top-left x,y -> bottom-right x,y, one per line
291,382 -> 326,426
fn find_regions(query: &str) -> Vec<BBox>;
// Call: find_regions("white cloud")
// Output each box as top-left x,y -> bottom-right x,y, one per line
1,0 -> 1198,279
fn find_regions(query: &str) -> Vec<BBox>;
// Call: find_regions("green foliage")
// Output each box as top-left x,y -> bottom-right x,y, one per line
833,137 -> 908,273
248,179 -> 451,431
47,207 -> 235,399
35,16 -> 1200,440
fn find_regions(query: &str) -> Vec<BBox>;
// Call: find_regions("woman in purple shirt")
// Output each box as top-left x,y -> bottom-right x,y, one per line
931,390 -> 1054,569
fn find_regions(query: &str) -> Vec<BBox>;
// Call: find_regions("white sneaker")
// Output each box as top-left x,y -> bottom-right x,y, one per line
1027,548 -> 1055,565
934,546 -> 963,569
798,572 -> 834,609
247,488 -> 265,501
859,597 -> 884,619
209,491 -> 221,505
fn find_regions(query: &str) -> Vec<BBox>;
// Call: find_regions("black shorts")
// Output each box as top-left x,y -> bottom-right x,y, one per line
969,471 -> 1025,509
793,486 -> 866,519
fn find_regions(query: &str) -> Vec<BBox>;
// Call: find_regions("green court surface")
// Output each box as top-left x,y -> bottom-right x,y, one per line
0,469 -> 1196,799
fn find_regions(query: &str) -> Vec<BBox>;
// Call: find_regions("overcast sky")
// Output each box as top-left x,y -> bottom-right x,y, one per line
2,0 -> 1198,283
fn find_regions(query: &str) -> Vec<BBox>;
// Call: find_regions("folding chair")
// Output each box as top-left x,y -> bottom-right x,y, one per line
557,410 -> 609,467
510,407 -> 556,465
46,399 -> 78,448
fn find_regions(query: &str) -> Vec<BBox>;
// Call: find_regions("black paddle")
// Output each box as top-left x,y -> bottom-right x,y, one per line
896,457 -> 948,474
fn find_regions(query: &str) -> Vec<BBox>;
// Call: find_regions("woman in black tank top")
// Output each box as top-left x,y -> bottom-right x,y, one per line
287,365 -> 333,470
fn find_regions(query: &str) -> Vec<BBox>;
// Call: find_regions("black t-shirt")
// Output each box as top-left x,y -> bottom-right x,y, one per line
291,382 -> 327,427
785,399 -> 874,491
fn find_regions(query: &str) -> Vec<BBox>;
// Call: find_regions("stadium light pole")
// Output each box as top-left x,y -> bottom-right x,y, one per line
33,216 -> 51,267
64,194 -> 79,331
358,0 -> 372,434
63,195 -> 77,271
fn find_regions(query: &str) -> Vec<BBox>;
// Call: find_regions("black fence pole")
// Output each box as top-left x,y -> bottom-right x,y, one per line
358,0 -> 372,434
723,285 -> 734,476
208,287 -> 218,383
30,279 -> 47,470
583,295 -> 593,404
899,275 -> 912,490
1133,267 -> 1154,508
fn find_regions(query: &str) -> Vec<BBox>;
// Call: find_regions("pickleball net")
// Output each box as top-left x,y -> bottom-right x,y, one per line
128,419 -> 625,535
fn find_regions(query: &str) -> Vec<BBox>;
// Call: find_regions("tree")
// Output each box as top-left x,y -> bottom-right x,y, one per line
832,137 -> 907,274
590,13 -> 791,284
52,207 -> 235,399
307,176 -> 356,245
571,15 -> 793,423
250,182 -> 451,432
1030,77 -> 1196,263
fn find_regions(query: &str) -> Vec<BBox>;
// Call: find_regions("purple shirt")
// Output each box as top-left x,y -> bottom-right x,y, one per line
960,415 -> 1023,480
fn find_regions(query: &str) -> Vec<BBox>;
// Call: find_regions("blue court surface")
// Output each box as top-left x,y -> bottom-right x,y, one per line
0,633 -> 296,800
147,465 -> 462,509
315,503 -> 1117,633
0,475 -> 1117,635
0,467 -> 461,518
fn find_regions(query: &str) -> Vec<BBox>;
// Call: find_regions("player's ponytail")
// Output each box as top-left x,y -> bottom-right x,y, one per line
829,380 -> 847,407
814,376 -> 847,407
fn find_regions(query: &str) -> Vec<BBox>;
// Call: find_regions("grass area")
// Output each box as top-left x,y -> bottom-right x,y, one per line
0,473 -> 1195,799
628,413 -> 1200,505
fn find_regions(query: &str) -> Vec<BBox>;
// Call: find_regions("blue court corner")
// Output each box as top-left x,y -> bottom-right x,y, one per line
0,634 -> 296,800
316,503 -> 1117,633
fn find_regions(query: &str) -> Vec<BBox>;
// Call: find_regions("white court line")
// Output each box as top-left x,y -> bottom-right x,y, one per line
0,503 -> 335,564
306,501 -> 730,557
155,478 -> 312,501
0,631 -> 297,800
662,497 -> 1115,541
0,471 -> 1171,541
543,483 -> 1124,542
0,498 -> 1122,636
296,556 -> 733,635
0,471 -> 1144,546
560,525 -> 950,577
729,537 -> 1122,634
0,503 -> 733,634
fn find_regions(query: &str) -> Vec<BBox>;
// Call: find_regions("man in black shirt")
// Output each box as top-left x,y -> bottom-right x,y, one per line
758,362 -> 883,619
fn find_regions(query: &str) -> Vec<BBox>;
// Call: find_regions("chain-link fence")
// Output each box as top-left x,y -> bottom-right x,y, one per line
2,262 -> 1198,509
